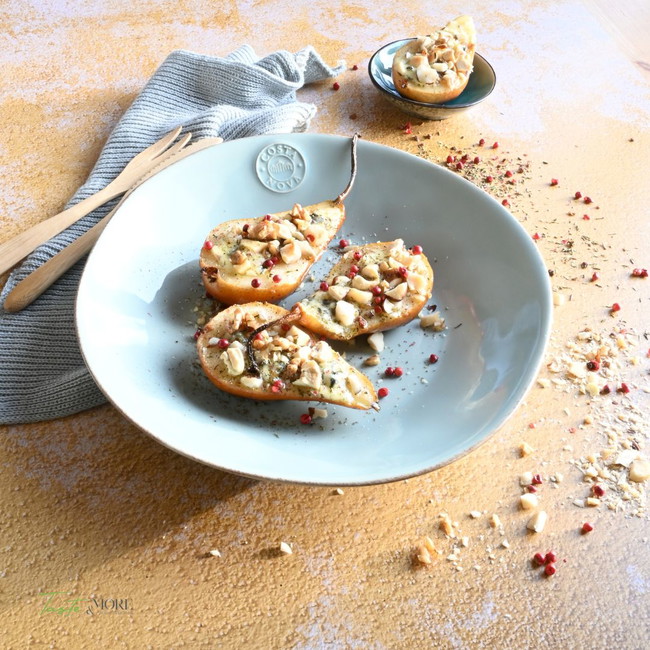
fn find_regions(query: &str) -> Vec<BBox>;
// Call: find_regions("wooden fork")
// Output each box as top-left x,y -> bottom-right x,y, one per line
0,126 -> 186,277
2,136 -> 223,312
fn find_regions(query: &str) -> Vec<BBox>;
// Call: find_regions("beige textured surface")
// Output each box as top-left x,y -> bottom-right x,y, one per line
1,1 -> 649,648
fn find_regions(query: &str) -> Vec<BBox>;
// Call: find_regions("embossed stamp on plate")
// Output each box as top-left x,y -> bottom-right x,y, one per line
255,143 -> 306,193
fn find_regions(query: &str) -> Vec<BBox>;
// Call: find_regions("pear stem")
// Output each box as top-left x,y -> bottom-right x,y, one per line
335,133 -> 359,204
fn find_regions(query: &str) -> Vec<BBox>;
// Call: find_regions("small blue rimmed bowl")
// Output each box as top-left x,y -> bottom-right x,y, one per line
368,39 -> 496,120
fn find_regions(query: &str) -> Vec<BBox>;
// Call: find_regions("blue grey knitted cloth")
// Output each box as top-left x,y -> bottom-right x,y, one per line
0,45 -> 344,424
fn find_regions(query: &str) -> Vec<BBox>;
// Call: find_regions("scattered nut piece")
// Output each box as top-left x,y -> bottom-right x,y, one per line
414,536 -> 439,566
519,493 -> 539,510
420,311 -> 446,330
364,354 -> 381,367
367,332 -> 385,352
519,471 -> 534,487
553,292 -> 566,307
311,407 -> 328,420
209,549 -> 221,557
586,497 -> 601,507
526,511 -> 548,533
469,510 -> 482,519
439,513 -> 455,537
489,514 -> 501,529
279,542 -> 293,555
333,488 -> 344,495
629,459 -> 650,483
519,441 -> 535,457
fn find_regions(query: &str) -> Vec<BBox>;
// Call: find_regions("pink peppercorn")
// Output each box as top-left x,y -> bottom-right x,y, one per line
550,178 -> 559,186
384,367 -> 395,377
581,522 -> 594,534
203,240 -> 213,250
378,387 -> 389,398
412,245 -> 423,254
617,383 -> 630,394
339,239 -> 349,248
592,484 -> 605,497
583,196 -> 593,204
544,551 -> 557,565
502,199 -> 510,207
632,268 -> 648,278
574,191 -> 582,199
544,564 -> 557,577
272,274 -> 281,283
429,354 -> 439,364
320,281 -> 329,291
393,367 -> 404,378
610,302 -> 621,313
332,81 -> 340,90
300,413 -> 312,425
533,553 -> 545,565
590,272 -> 600,282
492,142 -> 499,149
251,278 -> 261,288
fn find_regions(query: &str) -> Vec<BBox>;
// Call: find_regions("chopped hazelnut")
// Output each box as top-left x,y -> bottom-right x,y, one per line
439,513 -> 455,537
519,441 -> 535,457
526,511 -> 548,533
629,458 -> 650,483
519,493 -> 539,510
279,542 -> 293,555
519,471 -> 534,487
367,332 -> 385,352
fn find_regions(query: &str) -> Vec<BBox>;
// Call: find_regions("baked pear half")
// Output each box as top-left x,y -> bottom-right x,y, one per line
200,135 -> 359,305
197,302 -> 377,410
392,15 -> 476,104
295,239 -> 433,340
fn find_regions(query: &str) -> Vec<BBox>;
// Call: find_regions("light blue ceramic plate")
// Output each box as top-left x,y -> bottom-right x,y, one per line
77,134 -> 551,485
369,39 -> 496,120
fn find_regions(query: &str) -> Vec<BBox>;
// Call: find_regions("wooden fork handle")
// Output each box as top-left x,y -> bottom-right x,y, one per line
0,182 -> 124,277
0,150 -> 180,277
2,214 -> 113,312
3,136 -> 223,312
